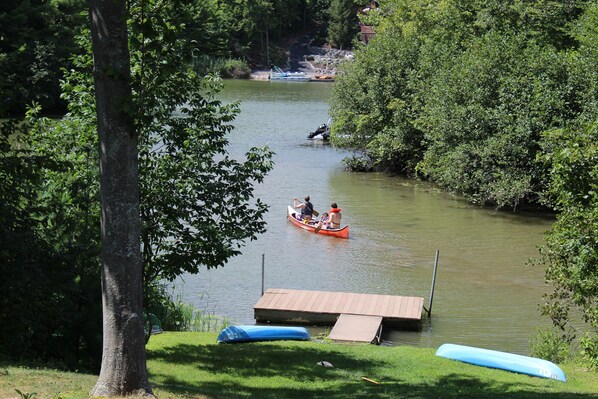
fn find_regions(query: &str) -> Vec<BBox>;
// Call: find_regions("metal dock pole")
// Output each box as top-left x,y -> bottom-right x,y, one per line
428,250 -> 440,317
261,253 -> 265,296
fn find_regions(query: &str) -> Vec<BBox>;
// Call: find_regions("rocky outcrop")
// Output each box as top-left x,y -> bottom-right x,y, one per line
250,39 -> 355,79
304,46 -> 354,73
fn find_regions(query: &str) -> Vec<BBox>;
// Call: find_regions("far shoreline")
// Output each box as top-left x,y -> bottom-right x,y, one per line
248,69 -> 335,82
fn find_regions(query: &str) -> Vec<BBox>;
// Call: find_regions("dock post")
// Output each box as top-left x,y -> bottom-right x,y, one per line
261,253 -> 265,296
428,250 -> 440,317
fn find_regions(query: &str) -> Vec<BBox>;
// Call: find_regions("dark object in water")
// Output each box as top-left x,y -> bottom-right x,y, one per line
307,121 -> 330,140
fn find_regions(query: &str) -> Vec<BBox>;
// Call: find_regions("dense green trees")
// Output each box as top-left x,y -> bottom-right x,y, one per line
0,0 -> 86,116
540,124 -> 598,367
174,0 -> 339,67
0,109 -> 102,369
331,0 -> 594,207
0,0 -> 273,372
327,0 -> 358,49
418,31 -> 576,207
124,0 -> 275,285
538,1 -> 598,368
0,0 -> 342,118
331,0 -> 598,365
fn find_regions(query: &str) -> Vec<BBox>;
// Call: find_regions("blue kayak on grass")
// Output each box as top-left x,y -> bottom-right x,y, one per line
217,325 -> 311,343
436,343 -> 567,382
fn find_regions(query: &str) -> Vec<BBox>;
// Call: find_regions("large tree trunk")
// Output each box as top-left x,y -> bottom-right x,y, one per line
87,0 -> 152,396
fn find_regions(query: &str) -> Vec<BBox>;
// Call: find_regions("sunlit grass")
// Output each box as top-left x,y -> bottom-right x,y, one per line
2,332 -> 597,398
0,366 -> 96,399
145,332 -> 598,399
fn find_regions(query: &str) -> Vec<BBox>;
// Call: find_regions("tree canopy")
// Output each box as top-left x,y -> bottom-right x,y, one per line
331,0 -> 595,208
327,0 -> 358,49
537,1 -> 598,366
0,0 -> 86,116
0,0 -> 349,118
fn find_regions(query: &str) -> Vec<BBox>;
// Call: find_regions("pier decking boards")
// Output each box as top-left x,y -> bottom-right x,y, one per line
254,288 -> 425,342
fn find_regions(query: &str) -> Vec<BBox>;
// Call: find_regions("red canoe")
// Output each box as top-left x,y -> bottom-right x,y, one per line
287,206 -> 349,239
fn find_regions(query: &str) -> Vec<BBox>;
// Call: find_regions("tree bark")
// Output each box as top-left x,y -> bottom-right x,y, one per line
87,0 -> 152,396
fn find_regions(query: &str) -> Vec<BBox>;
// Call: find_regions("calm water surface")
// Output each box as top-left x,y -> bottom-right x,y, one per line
175,80 -> 554,354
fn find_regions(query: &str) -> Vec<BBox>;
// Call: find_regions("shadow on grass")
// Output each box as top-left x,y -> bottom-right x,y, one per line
147,343 -> 597,399
149,342 -> 372,379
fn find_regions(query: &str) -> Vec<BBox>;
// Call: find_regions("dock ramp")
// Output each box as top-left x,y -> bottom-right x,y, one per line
328,314 -> 383,344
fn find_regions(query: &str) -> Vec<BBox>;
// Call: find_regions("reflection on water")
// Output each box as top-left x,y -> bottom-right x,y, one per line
175,80 -> 554,354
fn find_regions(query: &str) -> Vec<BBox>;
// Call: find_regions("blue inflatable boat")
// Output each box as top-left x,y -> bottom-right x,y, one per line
217,325 -> 311,343
436,343 -> 567,382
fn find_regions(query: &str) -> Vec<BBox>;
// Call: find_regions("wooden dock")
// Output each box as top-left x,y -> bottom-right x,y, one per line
254,288 -> 425,341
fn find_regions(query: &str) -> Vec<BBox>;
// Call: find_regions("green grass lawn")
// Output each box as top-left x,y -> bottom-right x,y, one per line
2,332 -> 597,398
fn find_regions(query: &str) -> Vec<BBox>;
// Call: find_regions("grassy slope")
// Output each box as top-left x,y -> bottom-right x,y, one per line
2,332 -> 597,398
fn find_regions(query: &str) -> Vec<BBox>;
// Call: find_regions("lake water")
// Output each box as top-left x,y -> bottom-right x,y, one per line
175,79 -> 554,354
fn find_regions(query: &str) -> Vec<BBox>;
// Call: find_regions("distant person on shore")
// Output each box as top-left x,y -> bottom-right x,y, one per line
293,196 -> 314,222
315,203 -> 342,233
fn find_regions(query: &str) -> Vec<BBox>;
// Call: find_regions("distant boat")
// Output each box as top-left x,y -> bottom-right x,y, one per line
269,66 -> 310,82
311,74 -> 335,82
217,325 -> 311,343
287,205 -> 349,239
307,119 -> 331,140
436,343 -> 567,382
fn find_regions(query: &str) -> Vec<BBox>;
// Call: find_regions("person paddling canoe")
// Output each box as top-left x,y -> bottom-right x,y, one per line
293,195 -> 314,222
